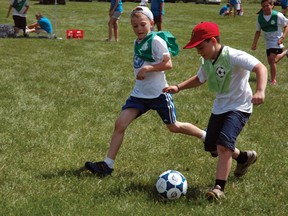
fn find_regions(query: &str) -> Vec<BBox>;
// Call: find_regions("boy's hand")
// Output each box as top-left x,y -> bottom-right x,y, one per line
136,68 -> 146,80
252,91 -> 265,105
162,85 -> 179,94
251,43 -> 257,50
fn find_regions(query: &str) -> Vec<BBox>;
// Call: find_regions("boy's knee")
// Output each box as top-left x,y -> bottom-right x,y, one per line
114,118 -> 127,132
217,145 -> 233,157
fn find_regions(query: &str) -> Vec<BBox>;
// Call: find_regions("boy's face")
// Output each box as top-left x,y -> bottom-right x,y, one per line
261,2 -> 273,15
131,14 -> 153,40
195,38 -> 218,60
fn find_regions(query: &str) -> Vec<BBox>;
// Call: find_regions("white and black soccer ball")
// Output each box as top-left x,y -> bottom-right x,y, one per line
155,170 -> 188,200
216,66 -> 226,78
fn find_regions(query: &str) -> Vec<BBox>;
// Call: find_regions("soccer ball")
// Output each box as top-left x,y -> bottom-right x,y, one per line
155,170 -> 188,200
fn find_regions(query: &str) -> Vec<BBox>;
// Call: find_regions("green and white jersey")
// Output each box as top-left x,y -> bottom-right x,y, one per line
197,46 -> 260,115
10,0 -> 29,17
132,35 -> 170,99
256,10 -> 288,49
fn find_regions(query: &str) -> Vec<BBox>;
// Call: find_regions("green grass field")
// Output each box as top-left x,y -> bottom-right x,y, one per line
0,1 -> 288,215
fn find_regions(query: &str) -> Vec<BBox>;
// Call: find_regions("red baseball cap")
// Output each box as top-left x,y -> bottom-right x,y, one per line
183,22 -> 220,49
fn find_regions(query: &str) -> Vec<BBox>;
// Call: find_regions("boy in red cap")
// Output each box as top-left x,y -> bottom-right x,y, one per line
163,22 -> 268,201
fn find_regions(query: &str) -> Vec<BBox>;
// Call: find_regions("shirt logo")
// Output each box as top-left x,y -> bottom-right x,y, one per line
216,66 -> 226,78
141,42 -> 149,51
134,54 -> 144,69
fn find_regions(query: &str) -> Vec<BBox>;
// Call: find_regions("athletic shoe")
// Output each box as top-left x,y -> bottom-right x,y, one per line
85,161 -> 113,176
206,185 -> 225,202
234,150 -> 257,178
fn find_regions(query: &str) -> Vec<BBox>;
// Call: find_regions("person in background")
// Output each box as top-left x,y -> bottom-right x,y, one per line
140,0 -> 149,6
163,22 -> 267,201
219,3 -> 231,16
26,12 -> 54,38
229,0 -> 238,17
252,0 -> 288,85
107,0 -> 123,42
151,0 -> 164,31
237,0 -> 244,16
280,0 -> 288,16
7,0 -> 29,37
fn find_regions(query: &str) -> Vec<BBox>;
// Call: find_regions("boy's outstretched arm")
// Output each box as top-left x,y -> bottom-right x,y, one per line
162,75 -> 203,94
251,62 -> 267,105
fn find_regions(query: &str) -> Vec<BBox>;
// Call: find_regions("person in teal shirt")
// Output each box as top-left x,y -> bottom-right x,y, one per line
107,0 -> 123,42
26,12 -> 54,37
219,3 -> 230,16
151,0 -> 164,31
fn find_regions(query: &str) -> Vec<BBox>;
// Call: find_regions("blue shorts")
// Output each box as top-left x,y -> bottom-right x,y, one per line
266,48 -> 283,56
111,11 -> 122,20
204,111 -> 251,152
122,93 -> 176,124
281,0 -> 288,9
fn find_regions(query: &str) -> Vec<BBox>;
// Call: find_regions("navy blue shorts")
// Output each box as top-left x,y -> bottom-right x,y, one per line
13,15 -> 26,31
266,48 -> 283,56
122,93 -> 176,124
204,111 -> 251,152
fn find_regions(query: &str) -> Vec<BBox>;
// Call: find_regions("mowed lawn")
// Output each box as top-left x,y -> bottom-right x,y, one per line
0,1 -> 288,215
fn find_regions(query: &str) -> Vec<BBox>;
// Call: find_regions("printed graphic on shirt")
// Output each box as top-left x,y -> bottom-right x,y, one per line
216,66 -> 226,78
134,54 -> 145,69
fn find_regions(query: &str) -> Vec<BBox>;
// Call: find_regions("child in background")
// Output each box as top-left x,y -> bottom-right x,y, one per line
151,0 -> 164,31
252,0 -> 288,85
163,22 -> 267,201
7,0 -> 29,37
107,0 -> 123,42
229,0 -> 238,17
280,0 -> 288,17
140,0 -> 149,6
83,6 -> 206,177
26,12 -> 54,38
219,3 -> 231,16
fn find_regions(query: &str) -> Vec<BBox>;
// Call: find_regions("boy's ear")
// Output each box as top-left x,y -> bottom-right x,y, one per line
211,37 -> 217,45
151,20 -> 154,26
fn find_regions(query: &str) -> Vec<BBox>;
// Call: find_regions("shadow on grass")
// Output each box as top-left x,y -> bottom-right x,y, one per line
40,166 -> 140,180
40,166 -> 103,179
109,181 -> 206,204
40,169 -> 212,205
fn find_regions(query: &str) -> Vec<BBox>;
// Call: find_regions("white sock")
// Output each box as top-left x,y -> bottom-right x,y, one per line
104,156 -> 114,169
201,130 -> 206,142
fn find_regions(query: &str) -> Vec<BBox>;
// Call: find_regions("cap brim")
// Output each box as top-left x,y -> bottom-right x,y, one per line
183,39 -> 205,49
